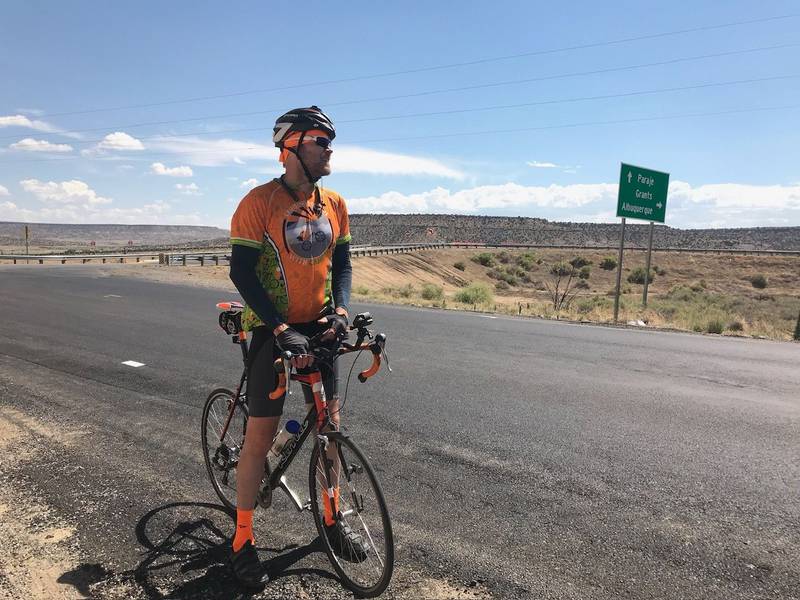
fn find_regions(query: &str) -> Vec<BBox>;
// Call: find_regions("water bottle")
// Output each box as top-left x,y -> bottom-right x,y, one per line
267,419 -> 301,471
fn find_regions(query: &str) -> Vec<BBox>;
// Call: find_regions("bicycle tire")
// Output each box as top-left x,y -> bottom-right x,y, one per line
309,432 -> 394,597
201,387 -> 247,511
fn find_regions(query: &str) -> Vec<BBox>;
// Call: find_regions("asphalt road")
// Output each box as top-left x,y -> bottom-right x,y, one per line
1,265 -> 798,600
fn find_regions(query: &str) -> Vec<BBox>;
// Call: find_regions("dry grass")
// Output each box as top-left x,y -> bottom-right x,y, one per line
350,248 -> 800,340
27,248 -> 796,341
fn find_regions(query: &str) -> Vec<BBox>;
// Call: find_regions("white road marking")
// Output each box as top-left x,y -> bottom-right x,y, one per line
122,360 -> 145,368
104,294 -> 122,298
478,315 -> 498,319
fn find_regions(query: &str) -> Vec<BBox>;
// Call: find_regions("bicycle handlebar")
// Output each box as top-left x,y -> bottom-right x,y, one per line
269,324 -> 387,399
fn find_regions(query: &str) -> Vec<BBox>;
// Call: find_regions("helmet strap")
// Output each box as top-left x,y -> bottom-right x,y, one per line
285,132 -> 320,184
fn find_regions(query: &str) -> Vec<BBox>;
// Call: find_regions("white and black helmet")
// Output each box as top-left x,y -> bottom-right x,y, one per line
272,106 -> 336,148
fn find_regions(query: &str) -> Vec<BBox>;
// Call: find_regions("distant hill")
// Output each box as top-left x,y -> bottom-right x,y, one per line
0,222 -> 229,250
1,216 -> 798,251
349,214 -> 800,251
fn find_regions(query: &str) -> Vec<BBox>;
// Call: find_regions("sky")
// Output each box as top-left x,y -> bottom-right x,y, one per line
1,1 -> 799,230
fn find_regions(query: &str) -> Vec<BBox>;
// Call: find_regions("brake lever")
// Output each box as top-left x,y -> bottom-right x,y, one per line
282,351 -> 293,396
381,347 -> 392,373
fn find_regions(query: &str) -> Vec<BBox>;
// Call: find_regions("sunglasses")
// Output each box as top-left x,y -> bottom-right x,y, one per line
303,135 -> 332,149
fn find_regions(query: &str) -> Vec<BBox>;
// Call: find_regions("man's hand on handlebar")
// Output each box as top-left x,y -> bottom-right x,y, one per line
274,326 -> 313,369
317,311 -> 348,342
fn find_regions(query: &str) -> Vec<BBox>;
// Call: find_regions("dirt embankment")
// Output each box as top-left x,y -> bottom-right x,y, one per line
92,246 -> 800,340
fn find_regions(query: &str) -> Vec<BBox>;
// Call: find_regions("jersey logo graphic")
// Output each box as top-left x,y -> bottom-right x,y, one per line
283,203 -> 332,262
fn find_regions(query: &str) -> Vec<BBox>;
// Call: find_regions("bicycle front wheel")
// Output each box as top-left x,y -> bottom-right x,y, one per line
309,433 -> 394,597
201,387 -> 247,511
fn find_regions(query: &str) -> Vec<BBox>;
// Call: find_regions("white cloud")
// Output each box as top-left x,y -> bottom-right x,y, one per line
348,183 -> 617,214
147,136 -> 463,178
9,138 -> 73,153
0,114 -> 60,133
20,179 -> 112,205
332,146 -> 464,179
240,178 -> 259,189
0,185 -> 8,196
97,131 -> 145,151
527,161 -> 559,168
668,181 -> 800,210
147,136 -> 274,166
0,199 -> 204,225
16,108 -> 45,116
175,182 -> 201,195
347,180 -> 800,228
151,162 -> 193,177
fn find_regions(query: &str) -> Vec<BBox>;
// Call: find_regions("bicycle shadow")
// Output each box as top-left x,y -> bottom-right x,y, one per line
60,501 -> 339,599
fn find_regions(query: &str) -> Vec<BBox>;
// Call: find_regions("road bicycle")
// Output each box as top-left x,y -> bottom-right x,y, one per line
201,301 -> 394,597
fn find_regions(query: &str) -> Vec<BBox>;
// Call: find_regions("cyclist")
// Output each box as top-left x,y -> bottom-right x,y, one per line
227,106 -> 364,587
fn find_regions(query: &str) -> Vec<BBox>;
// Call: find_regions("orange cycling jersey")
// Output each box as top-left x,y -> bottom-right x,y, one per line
230,179 -> 351,329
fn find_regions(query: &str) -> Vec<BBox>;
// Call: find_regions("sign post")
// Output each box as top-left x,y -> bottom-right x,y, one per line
24,225 -> 29,264
614,163 -> 670,320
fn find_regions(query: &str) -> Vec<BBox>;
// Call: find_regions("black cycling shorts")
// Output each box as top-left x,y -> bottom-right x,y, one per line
246,322 -> 339,418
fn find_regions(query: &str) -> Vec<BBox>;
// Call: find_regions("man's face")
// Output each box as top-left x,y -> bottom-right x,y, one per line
297,136 -> 333,178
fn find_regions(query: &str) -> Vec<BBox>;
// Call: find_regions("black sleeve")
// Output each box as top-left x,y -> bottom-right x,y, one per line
331,242 -> 352,314
229,244 -> 284,330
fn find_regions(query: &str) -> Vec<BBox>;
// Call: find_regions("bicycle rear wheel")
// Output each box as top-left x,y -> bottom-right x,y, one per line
201,387 -> 247,511
309,433 -> 394,597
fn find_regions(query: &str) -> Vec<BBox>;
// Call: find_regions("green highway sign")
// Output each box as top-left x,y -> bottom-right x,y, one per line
617,163 -> 670,223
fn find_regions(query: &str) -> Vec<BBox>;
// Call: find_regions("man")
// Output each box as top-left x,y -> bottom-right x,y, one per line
227,106 -> 361,587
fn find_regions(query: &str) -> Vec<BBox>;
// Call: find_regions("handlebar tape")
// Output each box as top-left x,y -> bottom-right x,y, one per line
358,344 -> 382,382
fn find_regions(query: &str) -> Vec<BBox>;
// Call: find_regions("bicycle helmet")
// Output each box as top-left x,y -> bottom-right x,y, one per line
273,106 -> 336,148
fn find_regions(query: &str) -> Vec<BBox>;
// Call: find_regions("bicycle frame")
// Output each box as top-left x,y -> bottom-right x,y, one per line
213,323 -> 386,514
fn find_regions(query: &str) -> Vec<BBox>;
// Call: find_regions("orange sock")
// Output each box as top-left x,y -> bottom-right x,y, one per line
232,508 -> 255,552
322,487 -> 340,526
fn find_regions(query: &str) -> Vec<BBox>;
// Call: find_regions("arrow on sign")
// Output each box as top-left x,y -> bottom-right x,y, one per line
627,171 -> 632,183
656,202 -> 663,208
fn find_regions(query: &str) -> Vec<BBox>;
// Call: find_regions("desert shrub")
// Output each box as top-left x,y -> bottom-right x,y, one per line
600,256 -> 617,270
627,267 -> 655,285
487,269 -> 501,280
501,273 -> 518,286
550,262 -> 573,277
795,311 -> 800,341
706,320 -> 724,334
353,285 -> 370,295
517,252 -> 538,270
727,320 -> 744,332
569,256 -> 592,269
658,305 -> 678,318
421,283 -> 444,301
690,281 -> 705,292
511,266 -> 527,278
471,252 -> 495,267
520,274 -> 532,284
575,279 -> 590,289
654,265 -> 667,276
579,265 -> 591,280
750,274 -> 768,289
495,280 -> 510,291
497,251 -> 512,264
692,323 -> 704,332
398,283 -> 415,298
454,282 -> 494,304
453,261 -> 466,271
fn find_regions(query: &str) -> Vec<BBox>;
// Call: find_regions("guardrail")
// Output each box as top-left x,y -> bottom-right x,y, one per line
0,252 -> 164,264
159,244 -> 448,266
448,243 -> 800,256
2,242 -> 797,265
